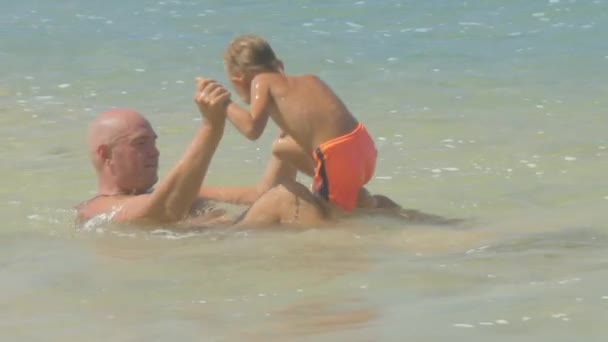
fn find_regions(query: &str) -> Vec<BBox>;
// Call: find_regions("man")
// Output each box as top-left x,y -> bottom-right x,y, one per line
77,78 -> 328,228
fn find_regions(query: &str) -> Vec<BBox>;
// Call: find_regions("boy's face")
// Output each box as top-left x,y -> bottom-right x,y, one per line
226,67 -> 251,104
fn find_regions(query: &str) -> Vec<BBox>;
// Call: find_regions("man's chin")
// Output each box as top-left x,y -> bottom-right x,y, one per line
139,174 -> 158,192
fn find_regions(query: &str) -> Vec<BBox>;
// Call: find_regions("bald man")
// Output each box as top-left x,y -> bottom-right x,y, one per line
77,78 -> 329,228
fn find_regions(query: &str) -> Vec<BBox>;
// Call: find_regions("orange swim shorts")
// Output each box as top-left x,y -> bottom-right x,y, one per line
312,123 -> 377,211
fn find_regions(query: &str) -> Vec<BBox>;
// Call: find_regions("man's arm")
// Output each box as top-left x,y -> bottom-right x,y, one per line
198,186 -> 260,205
114,78 -> 229,224
198,152 -> 298,205
226,76 -> 272,140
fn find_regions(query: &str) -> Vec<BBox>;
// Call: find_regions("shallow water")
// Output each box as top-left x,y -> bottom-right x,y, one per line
1,0 -> 607,340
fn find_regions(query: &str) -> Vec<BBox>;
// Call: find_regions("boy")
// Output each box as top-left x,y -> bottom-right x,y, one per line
222,34 -> 377,212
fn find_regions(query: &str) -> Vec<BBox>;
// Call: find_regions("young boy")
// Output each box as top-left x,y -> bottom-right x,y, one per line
222,34 -> 377,212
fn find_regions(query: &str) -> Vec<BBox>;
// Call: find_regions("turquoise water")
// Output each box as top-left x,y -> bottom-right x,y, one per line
1,1 -> 607,340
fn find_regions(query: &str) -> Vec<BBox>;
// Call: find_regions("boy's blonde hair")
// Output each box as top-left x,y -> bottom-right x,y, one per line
224,34 -> 282,76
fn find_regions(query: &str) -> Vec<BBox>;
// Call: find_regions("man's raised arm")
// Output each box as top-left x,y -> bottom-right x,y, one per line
115,78 -> 229,223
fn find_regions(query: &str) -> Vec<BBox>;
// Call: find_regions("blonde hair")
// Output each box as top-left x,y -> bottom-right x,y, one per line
224,34 -> 282,76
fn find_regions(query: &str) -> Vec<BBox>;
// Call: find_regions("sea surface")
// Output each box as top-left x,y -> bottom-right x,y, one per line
1,0 -> 607,340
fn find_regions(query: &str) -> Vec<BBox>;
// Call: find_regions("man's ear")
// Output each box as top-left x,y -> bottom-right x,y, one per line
97,144 -> 111,160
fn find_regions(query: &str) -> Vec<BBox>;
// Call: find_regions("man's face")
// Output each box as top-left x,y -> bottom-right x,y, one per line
109,122 -> 159,193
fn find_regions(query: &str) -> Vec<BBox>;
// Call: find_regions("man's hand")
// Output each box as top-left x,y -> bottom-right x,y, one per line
194,77 -> 230,125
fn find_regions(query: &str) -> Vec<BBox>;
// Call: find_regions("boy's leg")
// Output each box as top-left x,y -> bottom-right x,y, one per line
272,134 -> 316,177
256,153 -> 298,193
198,153 -> 297,205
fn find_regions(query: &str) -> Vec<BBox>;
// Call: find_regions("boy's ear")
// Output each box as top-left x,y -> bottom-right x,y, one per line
230,74 -> 246,84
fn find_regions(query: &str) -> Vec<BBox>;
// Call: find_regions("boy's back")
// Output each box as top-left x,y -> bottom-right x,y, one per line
260,73 -> 359,154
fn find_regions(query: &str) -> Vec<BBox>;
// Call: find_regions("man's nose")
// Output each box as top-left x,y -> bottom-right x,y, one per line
150,145 -> 160,157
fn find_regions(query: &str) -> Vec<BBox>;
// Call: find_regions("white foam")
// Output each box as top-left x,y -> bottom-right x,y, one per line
495,319 -> 509,325
346,21 -> 363,29
564,156 -> 576,161
453,323 -> 475,328
459,22 -> 483,26
135,68 -> 145,72
414,28 -> 432,33
557,277 -> 580,284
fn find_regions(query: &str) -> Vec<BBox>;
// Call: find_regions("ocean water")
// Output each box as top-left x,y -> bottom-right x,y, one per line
1,0 -> 607,340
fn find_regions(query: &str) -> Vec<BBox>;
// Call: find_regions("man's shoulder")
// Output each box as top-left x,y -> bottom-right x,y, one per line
75,195 -> 130,223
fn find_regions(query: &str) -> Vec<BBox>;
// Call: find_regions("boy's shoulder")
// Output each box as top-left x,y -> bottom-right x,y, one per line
253,72 -> 290,88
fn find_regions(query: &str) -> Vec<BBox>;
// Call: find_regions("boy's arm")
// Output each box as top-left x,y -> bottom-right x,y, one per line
226,77 -> 272,140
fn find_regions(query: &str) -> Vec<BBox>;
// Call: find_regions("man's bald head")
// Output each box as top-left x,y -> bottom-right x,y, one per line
87,108 -> 159,194
87,109 -> 148,169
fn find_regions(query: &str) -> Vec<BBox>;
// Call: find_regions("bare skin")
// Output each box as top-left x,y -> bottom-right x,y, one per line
76,79 -> 454,229
227,73 -> 358,155
225,70 -> 377,207
76,78 -> 332,229
234,179 -> 331,228
77,78 -> 230,226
